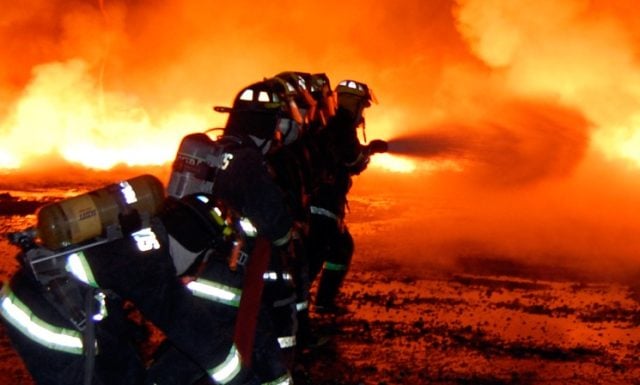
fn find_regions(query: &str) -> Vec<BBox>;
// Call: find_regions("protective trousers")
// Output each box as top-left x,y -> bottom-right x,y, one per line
0,269 -> 144,385
307,214 -> 354,309
149,257 -> 289,385
78,224 -> 256,385
258,246 -> 297,375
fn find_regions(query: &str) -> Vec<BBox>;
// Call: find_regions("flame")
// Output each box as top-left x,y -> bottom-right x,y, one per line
2,0 -> 640,172
0,59 -> 217,170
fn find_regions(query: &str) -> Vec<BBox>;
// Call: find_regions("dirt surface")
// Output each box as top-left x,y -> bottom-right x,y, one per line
1,180 -> 640,385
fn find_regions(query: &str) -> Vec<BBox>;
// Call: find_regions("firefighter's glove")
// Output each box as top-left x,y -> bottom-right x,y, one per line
366,139 -> 388,155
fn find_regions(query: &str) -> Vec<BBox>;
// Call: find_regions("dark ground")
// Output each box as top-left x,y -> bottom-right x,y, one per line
1,181 -> 640,385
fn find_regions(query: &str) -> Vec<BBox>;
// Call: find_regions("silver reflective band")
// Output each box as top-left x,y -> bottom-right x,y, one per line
0,287 -> 84,355
119,181 -> 138,204
92,291 -> 108,321
263,271 -> 278,281
209,344 -> 242,384
132,227 -> 161,252
66,252 -> 99,288
262,372 -> 293,385
310,206 -> 338,221
296,300 -> 309,311
187,279 -> 242,308
239,217 -> 258,237
277,335 -> 296,349
263,272 -> 293,282
272,230 -> 292,247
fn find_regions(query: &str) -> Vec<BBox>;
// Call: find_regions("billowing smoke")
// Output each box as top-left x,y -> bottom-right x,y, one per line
386,98 -> 590,186
2,0 -> 640,282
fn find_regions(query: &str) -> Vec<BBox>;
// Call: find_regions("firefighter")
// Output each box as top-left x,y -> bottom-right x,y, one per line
306,79 -> 388,315
144,192 -> 267,385
0,261 -> 144,385
164,77 -> 300,384
269,71 -> 331,352
2,175 -> 255,384
216,78 -> 298,382
0,175 -> 259,385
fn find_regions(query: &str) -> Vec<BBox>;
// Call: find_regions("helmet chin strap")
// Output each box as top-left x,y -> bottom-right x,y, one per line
248,135 -> 272,154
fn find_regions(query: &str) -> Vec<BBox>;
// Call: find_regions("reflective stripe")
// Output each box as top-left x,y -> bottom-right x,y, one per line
296,300 -> 308,311
0,285 -> 84,355
92,292 -> 108,321
66,252 -> 99,288
272,293 -> 296,308
187,279 -> 242,308
272,229 -> 292,247
263,271 -> 278,281
131,227 -> 161,252
262,372 -> 293,385
209,344 -> 242,384
277,335 -> 296,349
310,206 -> 338,221
324,261 -> 347,271
262,272 -> 293,282
239,217 -> 258,237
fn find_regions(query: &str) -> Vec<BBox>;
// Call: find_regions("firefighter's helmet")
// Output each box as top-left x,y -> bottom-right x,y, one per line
335,79 -> 377,122
218,77 -> 303,153
273,71 -> 317,144
308,73 -> 337,126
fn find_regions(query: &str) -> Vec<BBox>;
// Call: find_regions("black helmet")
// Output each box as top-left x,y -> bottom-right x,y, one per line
217,78 -> 302,144
335,79 -> 377,122
309,73 -> 337,126
159,193 -> 235,253
274,71 -> 317,113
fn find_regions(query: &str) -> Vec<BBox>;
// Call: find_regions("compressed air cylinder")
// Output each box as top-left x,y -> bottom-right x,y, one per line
167,133 -> 218,199
36,174 -> 166,250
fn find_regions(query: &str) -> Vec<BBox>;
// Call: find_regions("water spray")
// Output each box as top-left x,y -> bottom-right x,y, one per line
386,131 -> 467,159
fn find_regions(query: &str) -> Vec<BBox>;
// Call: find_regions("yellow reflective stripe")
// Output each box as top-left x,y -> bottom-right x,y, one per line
324,261 -> 347,271
0,285 -> 84,355
262,372 -> 293,385
187,279 -> 242,307
209,344 -> 242,384
65,251 -> 99,288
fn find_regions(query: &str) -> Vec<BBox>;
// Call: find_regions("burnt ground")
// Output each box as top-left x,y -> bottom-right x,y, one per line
1,184 -> 640,385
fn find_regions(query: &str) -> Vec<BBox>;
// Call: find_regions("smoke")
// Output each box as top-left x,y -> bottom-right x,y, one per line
386,98 -> 590,186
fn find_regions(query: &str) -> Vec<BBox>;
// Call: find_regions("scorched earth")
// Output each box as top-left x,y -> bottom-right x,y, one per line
1,170 -> 639,385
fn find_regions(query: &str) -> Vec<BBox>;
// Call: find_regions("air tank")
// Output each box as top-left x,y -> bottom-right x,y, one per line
167,133 -> 218,199
36,174 -> 166,250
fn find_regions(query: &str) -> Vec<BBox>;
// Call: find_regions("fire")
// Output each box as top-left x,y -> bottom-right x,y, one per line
1,0 -> 640,175
0,60 -> 217,170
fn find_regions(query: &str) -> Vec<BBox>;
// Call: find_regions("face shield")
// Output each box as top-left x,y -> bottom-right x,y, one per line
276,116 -> 302,146
336,80 -> 377,122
